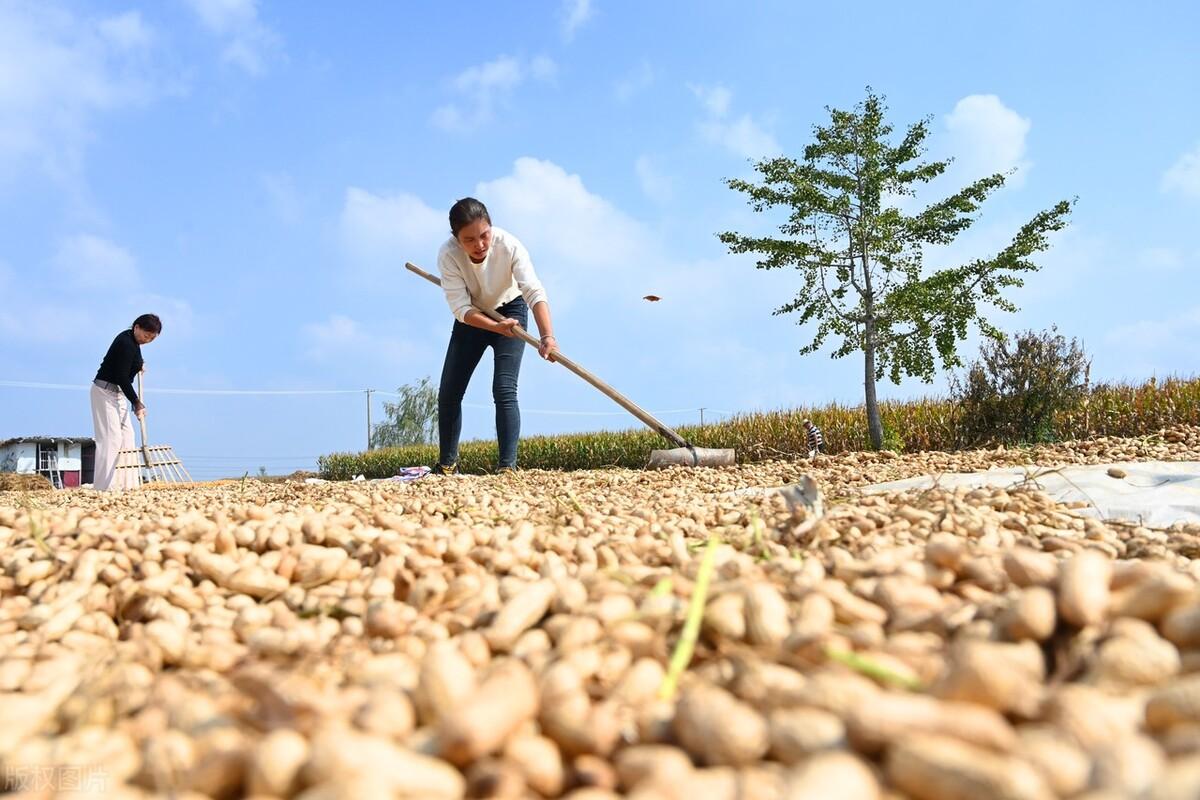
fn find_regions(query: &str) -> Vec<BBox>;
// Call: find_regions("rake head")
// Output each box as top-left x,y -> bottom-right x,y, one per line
116,443 -> 193,484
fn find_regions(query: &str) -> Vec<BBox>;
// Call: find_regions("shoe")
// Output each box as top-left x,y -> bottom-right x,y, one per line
434,463 -> 458,475
496,466 -> 516,474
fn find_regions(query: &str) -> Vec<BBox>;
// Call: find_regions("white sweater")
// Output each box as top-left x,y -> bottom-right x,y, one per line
436,227 -> 548,323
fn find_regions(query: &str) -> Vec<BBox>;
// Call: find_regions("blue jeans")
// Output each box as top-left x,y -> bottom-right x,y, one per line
438,296 -> 527,468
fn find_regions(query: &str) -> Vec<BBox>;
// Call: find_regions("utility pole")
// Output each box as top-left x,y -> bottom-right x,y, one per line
365,389 -> 374,451
699,407 -> 706,428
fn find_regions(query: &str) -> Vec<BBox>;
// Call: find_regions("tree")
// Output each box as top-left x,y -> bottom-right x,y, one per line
372,377 -> 438,449
951,326 -> 1090,446
719,89 -> 1073,450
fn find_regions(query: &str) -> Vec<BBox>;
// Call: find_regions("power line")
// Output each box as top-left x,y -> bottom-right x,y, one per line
1,380 -> 732,417
181,455 -> 320,460
0,381 -> 360,395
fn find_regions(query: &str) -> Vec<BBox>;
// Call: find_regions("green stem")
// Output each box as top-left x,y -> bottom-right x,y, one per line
658,535 -> 720,701
824,645 -> 923,691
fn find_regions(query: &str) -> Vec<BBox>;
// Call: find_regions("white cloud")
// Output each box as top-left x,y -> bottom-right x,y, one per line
700,115 -> 781,161
561,0 -> 593,41
433,55 -> 558,133
1106,305 -> 1200,354
98,11 -> 154,51
689,83 -> 732,118
0,298 -> 87,343
302,314 -> 419,367
54,233 -> 139,290
339,158 -> 656,310
184,0 -> 258,31
943,95 -> 1032,187
0,246 -> 194,344
635,155 -> 673,204
689,83 -> 779,161
183,0 -> 281,75
338,187 -> 446,267
0,3 -> 161,185
476,157 -> 647,274
614,61 -> 653,103
453,55 -> 524,93
1162,142 -> 1200,199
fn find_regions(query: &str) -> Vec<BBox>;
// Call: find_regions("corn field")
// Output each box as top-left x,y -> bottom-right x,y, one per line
318,376 -> 1200,479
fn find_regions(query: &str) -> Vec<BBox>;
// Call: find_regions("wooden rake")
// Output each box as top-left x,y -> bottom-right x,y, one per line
116,373 -> 193,484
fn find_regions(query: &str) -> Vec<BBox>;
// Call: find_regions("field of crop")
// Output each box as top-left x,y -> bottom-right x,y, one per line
319,376 -> 1200,478
3,425 -> 1200,797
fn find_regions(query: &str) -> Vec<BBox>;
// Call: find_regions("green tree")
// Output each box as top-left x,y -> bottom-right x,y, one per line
719,89 -> 1073,450
372,377 -> 438,449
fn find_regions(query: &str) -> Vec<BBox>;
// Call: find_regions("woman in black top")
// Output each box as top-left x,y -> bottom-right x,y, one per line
90,314 -> 161,490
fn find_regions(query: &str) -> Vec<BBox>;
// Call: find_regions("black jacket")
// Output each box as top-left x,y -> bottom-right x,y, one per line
95,329 -> 143,407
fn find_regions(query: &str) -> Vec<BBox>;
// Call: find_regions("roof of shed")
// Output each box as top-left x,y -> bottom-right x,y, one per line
0,436 -> 95,447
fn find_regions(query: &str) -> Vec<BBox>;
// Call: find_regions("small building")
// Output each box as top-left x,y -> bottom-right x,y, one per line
0,436 -> 96,489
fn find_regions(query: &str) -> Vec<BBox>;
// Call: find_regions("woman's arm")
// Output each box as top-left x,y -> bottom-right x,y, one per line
438,249 -> 478,324
104,335 -> 143,410
510,237 -> 547,309
462,309 -> 518,335
119,382 -> 141,410
506,236 -> 554,358
531,301 -> 557,361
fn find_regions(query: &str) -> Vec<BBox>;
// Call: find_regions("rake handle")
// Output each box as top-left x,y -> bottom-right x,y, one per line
136,372 -> 153,468
405,261 -> 689,449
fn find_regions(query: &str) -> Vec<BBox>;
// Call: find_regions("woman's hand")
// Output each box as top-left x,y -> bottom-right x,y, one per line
495,318 -> 520,337
538,335 -> 558,362
135,403 -> 147,420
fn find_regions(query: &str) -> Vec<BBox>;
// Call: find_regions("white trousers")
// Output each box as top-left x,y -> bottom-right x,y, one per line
90,382 -> 141,491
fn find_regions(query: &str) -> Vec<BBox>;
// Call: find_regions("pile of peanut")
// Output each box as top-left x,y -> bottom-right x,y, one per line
3,426 -> 1200,799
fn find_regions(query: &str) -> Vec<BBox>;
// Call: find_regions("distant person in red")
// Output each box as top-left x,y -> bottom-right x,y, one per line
91,314 -> 160,491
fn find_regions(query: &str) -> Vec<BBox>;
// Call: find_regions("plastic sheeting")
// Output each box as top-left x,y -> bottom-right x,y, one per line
862,461 -> 1200,528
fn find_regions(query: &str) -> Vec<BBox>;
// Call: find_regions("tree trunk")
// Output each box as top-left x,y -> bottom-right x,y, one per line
864,322 -> 884,450
857,233 -> 883,451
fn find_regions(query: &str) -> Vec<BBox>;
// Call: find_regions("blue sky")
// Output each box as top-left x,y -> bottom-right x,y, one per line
1,0 -> 1198,479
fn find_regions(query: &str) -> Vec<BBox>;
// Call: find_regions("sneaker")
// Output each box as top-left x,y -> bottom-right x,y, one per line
434,463 -> 458,476
495,466 -> 516,475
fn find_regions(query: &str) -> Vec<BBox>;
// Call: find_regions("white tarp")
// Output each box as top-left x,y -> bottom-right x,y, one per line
862,461 -> 1200,528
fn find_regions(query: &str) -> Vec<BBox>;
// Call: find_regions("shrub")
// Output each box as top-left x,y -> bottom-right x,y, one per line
881,423 -> 906,453
951,327 -> 1090,446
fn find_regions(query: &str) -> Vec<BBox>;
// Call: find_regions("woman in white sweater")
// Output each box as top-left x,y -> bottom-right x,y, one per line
435,197 -> 557,473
